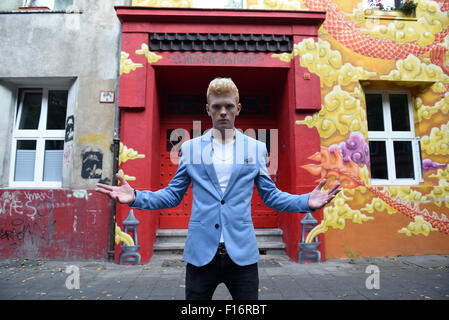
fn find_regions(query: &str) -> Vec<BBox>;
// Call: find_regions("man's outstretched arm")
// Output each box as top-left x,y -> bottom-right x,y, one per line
307,178 -> 341,211
96,173 -> 135,205
96,146 -> 191,210
255,144 -> 341,212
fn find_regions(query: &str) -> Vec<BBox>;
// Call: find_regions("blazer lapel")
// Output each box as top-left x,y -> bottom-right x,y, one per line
201,130 -> 223,198
222,129 -> 246,198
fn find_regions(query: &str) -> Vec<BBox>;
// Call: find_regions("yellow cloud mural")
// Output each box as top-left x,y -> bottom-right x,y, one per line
380,54 -> 449,92
429,166 -> 449,181
296,85 -> 368,139
398,215 -> 438,237
117,169 -> 137,183
120,52 -> 143,76
421,120 -> 449,155
135,43 -> 163,64
306,193 -> 375,243
385,186 -> 425,204
415,92 -> 449,122
115,223 -> 135,246
117,143 -> 146,183
119,142 -> 145,166
425,178 -> 449,209
272,38 -> 377,87
360,0 -> 449,46
361,197 -> 397,215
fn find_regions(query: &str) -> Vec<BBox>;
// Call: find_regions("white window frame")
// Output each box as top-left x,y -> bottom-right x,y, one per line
363,0 -> 397,10
366,90 -> 423,186
9,87 -> 67,188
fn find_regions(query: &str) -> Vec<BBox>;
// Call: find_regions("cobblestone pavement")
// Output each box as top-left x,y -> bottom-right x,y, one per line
0,254 -> 448,300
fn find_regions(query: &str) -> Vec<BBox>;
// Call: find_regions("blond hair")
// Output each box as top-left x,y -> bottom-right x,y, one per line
207,78 -> 239,104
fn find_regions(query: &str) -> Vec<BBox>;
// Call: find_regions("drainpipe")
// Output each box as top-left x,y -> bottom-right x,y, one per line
108,23 -> 122,262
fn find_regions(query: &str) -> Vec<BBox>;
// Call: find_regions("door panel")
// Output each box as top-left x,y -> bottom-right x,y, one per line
159,123 -> 278,228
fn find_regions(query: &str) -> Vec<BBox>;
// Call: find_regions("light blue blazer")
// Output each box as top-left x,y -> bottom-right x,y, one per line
130,129 -> 312,267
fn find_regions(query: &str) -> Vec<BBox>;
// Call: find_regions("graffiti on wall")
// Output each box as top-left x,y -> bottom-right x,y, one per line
77,134 -> 114,184
65,115 -> 75,142
78,134 -> 112,149
81,150 -> 103,179
0,191 -> 54,248
0,190 -> 110,259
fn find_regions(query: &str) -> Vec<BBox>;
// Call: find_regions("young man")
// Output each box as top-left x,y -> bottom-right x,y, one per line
96,78 -> 341,300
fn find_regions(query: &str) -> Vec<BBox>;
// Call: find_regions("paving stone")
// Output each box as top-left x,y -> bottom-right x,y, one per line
1,254 -> 448,300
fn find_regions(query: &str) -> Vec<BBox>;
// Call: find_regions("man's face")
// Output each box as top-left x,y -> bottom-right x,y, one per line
206,93 -> 241,132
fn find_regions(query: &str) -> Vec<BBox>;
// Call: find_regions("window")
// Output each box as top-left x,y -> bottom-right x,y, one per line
0,0 -> 22,11
0,0 -> 73,11
22,0 -> 54,9
20,0 -> 73,10
366,90 -> 422,185
365,0 -> 402,10
10,88 -> 68,187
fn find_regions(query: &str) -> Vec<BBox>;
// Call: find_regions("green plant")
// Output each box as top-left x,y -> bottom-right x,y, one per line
397,1 -> 417,14
342,244 -> 361,264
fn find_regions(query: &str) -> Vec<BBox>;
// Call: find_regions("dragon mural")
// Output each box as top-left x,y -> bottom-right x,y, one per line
291,0 -> 449,255
129,0 -> 449,257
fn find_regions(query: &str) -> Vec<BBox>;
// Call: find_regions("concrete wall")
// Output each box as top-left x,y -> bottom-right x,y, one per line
0,81 -> 16,186
0,0 -> 130,189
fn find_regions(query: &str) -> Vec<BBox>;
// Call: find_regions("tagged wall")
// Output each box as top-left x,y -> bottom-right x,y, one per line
0,189 -> 110,259
0,1 -> 128,260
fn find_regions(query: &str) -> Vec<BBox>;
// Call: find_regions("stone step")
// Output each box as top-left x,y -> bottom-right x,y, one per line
155,229 -> 188,244
153,228 -> 286,255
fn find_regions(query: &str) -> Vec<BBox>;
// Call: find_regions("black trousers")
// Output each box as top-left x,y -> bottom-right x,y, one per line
185,250 -> 259,300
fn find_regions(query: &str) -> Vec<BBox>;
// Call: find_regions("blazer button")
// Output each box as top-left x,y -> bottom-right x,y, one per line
221,200 -> 225,205
215,224 -> 219,229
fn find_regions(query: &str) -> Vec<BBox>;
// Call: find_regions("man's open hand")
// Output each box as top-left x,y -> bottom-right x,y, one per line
96,173 -> 135,204
307,179 -> 341,211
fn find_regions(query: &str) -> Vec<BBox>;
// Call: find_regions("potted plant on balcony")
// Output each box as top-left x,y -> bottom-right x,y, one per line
397,0 -> 417,15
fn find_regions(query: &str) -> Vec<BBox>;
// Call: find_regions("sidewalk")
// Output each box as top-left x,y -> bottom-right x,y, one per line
0,254 -> 448,300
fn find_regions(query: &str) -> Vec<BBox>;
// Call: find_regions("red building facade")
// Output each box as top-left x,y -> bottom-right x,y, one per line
115,7 -> 326,264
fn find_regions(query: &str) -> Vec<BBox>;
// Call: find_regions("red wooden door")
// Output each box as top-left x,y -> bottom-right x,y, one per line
158,121 -> 278,229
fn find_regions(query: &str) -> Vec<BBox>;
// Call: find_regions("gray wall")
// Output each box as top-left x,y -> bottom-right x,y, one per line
0,0 -> 131,188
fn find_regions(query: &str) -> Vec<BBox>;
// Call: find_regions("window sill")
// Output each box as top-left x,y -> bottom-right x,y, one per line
370,179 -> 422,186
7,183 -> 63,189
364,8 -> 417,21
0,8 -> 82,14
19,6 -> 51,10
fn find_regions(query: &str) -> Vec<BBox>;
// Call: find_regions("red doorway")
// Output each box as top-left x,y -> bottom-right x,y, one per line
115,7 -> 326,263
156,66 -> 288,229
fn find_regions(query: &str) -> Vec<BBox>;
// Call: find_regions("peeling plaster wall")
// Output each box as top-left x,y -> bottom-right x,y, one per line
0,1 -> 131,259
0,0 -> 131,189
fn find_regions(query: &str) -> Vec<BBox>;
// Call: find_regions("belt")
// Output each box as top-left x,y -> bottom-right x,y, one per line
217,242 -> 227,255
